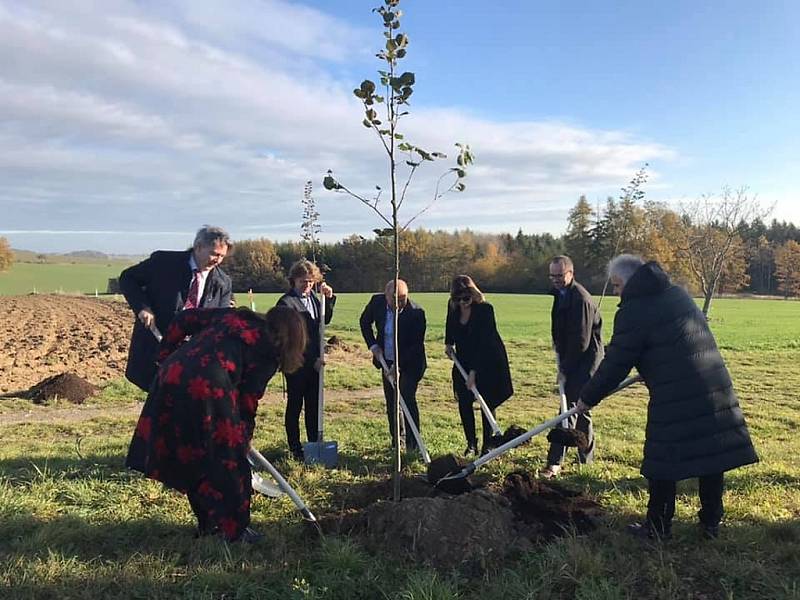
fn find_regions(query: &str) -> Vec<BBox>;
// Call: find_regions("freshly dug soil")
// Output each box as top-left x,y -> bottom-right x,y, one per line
321,470 -> 604,572
547,427 -> 590,452
24,372 -> 98,404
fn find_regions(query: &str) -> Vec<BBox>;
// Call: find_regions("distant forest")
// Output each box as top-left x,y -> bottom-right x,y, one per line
223,198 -> 800,298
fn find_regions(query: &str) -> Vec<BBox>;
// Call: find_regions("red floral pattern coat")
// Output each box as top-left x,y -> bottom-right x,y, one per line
126,308 -> 278,540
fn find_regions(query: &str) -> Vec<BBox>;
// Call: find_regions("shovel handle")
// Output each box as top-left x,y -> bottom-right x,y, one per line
317,291 -> 325,442
248,447 -> 317,523
441,374 -> 643,483
378,355 -> 431,464
448,353 -> 502,436
149,324 -> 163,343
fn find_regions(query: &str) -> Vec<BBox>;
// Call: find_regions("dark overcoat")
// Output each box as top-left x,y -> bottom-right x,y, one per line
580,261 -> 758,480
445,301 -> 513,408
120,249 -> 233,390
359,294 -> 427,382
550,280 -> 604,399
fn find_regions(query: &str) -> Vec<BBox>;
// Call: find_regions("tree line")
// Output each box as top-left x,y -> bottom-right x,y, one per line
223,199 -> 800,302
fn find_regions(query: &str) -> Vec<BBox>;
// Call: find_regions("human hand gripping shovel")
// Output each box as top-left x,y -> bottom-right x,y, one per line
377,354 -> 432,464
431,374 -> 643,494
303,289 -> 339,468
447,349 -> 526,448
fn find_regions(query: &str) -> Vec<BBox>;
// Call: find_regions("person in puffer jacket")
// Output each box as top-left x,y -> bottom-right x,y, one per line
576,254 -> 758,540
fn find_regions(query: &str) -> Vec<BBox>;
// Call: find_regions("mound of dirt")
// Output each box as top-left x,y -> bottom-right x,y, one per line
25,372 -> 98,404
323,471 -> 603,572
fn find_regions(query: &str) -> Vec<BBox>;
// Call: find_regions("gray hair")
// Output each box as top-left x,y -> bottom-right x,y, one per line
608,254 -> 644,285
193,225 -> 231,249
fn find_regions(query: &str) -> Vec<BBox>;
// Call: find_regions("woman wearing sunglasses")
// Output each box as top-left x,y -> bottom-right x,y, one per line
444,275 -> 513,456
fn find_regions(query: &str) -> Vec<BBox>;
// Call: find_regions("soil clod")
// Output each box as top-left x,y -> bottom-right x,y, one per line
546,427 -> 590,452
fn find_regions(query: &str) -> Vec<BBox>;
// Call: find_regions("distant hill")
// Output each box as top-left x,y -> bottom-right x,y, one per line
12,249 -> 144,264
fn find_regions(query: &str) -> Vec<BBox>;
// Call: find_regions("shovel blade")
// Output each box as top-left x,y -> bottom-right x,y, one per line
304,440 -> 339,468
251,472 -> 284,498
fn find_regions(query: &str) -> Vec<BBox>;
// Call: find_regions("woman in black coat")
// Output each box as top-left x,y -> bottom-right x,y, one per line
445,275 -> 513,456
577,256 -> 758,539
126,306 -> 306,542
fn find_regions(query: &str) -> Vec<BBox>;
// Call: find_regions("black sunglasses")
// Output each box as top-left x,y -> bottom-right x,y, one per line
454,295 -> 472,302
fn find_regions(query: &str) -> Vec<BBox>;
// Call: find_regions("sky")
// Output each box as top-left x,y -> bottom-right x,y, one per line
1,0 -> 798,254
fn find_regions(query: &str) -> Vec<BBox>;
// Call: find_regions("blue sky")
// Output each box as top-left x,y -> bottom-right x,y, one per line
1,0 -> 798,253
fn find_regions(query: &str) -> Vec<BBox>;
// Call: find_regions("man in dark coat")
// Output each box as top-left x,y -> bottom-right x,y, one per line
360,279 -> 427,451
577,255 -> 758,539
120,226 -> 233,391
542,255 -> 603,478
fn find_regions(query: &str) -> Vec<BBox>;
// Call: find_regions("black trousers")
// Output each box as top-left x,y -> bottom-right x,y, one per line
546,373 -> 594,466
454,381 -> 496,450
381,362 -> 421,450
646,472 -> 725,534
284,363 -> 320,453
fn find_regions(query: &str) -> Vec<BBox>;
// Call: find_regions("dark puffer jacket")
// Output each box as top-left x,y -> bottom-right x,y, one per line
580,261 -> 758,480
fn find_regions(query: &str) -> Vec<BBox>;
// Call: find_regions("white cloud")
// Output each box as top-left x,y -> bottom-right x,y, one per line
1,0 -> 677,253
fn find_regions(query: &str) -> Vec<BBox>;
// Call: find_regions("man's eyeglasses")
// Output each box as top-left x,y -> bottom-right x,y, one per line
549,271 -> 571,279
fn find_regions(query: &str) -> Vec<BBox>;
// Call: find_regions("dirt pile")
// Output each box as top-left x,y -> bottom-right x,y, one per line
0,295 -> 132,394
25,372 -> 98,404
323,471 -> 603,572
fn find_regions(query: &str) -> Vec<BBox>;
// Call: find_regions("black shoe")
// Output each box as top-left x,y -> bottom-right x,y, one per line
464,444 -> 478,457
236,527 -> 265,544
290,448 -> 305,462
700,523 -> 720,539
626,522 -> 671,541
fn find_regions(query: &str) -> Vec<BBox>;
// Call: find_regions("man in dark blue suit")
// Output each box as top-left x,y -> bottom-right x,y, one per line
359,279 -> 427,451
120,226 -> 233,391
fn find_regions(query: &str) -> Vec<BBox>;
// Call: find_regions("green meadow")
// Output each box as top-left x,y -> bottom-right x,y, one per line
1,290 -> 799,598
0,261 -> 133,296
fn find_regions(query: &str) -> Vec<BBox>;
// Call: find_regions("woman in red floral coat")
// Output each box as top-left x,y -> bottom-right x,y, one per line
126,306 -> 306,542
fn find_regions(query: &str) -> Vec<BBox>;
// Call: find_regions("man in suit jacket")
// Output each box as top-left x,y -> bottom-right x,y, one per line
360,279 -> 427,451
542,255 -> 603,478
120,226 -> 233,391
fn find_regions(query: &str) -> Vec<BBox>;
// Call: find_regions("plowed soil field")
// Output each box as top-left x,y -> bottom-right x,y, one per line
0,295 -> 132,394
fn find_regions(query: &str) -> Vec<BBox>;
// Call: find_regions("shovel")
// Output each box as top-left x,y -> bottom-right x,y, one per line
377,354 -> 431,464
433,374 -> 643,493
247,447 -> 321,535
303,291 -> 339,468
447,351 -> 525,448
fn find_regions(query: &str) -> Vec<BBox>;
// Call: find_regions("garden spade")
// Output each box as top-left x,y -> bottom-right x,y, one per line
303,291 -> 339,468
433,374 -> 643,494
377,354 -> 431,464
247,446 -> 321,535
447,350 -> 525,448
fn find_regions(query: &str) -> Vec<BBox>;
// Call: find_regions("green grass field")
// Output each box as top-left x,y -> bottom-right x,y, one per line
0,262 -> 133,296
1,292 -> 799,598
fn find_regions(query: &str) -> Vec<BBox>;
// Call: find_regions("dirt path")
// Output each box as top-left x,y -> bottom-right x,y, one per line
0,294 -> 132,393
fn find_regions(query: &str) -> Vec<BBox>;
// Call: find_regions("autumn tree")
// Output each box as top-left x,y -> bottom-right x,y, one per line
677,187 -> 770,315
774,240 -> 800,298
224,239 -> 285,292
0,237 -> 12,272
